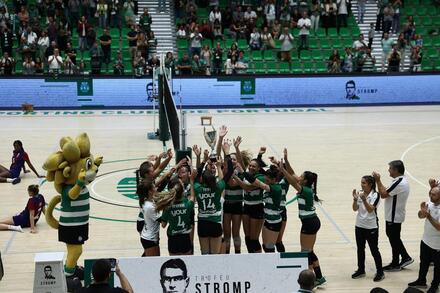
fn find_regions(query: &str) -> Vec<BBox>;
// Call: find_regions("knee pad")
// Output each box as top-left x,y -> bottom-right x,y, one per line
233,236 -> 241,248
245,236 -> 251,252
308,250 -> 318,265
276,241 -> 286,252
253,239 -> 262,252
263,243 -> 275,253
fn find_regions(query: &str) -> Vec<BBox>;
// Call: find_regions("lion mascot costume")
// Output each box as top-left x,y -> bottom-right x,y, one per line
43,133 -> 102,284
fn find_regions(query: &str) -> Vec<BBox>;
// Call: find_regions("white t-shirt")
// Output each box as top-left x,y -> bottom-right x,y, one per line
48,55 -> 63,70
384,175 -> 410,223
337,0 -> 348,14
209,11 -> 221,23
356,191 -> 380,229
297,18 -> 311,35
423,201 -> 440,250
141,200 -> 161,242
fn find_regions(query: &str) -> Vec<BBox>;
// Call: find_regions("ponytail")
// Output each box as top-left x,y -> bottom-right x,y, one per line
137,180 -> 155,208
154,183 -> 184,212
304,171 -> 320,202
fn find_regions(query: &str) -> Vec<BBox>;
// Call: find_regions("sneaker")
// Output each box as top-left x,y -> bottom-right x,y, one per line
427,286 -> 439,293
400,257 -> 414,269
383,263 -> 401,272
408,280 -> 428,288
351,270 -> 366,279
11,178 -> 21,185
314,277 -> 327,288
374,273 -> 385,282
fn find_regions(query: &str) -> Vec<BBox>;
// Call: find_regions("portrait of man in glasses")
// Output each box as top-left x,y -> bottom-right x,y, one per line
160,259 -> 190,293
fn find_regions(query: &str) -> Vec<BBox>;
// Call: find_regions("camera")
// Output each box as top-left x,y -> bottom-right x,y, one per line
108,258 -> 117,272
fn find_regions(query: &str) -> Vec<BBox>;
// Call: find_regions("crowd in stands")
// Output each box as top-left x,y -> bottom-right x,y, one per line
0,0 -> 438,75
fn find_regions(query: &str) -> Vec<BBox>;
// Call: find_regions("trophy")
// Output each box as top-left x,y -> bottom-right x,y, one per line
203,126 -> 217,158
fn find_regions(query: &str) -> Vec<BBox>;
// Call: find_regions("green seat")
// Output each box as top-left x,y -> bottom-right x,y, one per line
320,39 -> 331,49
263,49 -> 275,61
198,8 -> 208,18
274,40 -> 282,50
332,39 -> 343,49
339,27 -> 350,38
417,7 -> 428,15
402,7 -> 415,16
328,28 -> 338,37
237,39 -> 248,50
202,39 -> 211,48
177,39 -> 188,49
254,61 -> 265,74
427,8 -> 438,17
266,61 -> 278,74
316,28 -> 326,38
290,28 -> 300,36
423,38 -> 433,47
434,60 -> 440,70
422,17 -> 433,26
279,62 -> 290,73
224,39 -> 235,49
421,58 -> 433,71
351,27 -> 361,36
433,16 -> 440,26
433,36 -> 440,46
291,61 -> 302,73
312,50 -> 323,60
251,50 -> 263,61
315,61 -> 327,73
300,50 -> 312,60
303,61 -> 315,73
426,47 -> 438,58
309,38 -> 319,49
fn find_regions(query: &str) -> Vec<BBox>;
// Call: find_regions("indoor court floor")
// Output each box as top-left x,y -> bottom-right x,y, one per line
1,105 -> 440,292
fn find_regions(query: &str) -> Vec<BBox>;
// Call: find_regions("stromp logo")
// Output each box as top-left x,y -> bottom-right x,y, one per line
345,80 -> 378,100
117,177 -> 137,200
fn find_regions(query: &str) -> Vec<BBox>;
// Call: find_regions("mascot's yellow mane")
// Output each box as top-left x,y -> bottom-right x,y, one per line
43,133 -> 102,229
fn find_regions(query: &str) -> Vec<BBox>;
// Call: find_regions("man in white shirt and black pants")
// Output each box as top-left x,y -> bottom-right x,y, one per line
373,160 -> 413,272
408,186 -> 440,293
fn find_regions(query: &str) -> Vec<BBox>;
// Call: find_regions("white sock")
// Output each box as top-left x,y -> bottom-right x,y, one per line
6,178 -> 13,183
8,225 -> 23,232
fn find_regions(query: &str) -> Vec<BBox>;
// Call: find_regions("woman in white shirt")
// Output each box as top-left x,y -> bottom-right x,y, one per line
352,175 -> 384,282
138,180 -> 161,257
265,0 -> 276,27
224,56 -> 236,75
249,27 -> 261,50
37,31 -> 49,60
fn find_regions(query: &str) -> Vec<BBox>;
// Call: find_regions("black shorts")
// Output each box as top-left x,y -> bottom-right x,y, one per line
281,206 -> 287,222
197,219 -> 222,238
223,201 -> 243,215
59,224 -> 89,245
140,237 -> 159,249
243,203 -> 264,220
264,221 -> 282,232
168,234 -> 192,254
300,216 -> 321,235
13,214 -> 30,227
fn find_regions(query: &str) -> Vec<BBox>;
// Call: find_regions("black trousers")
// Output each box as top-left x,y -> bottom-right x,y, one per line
386,221 -> 410,264
355,226 -> 383,273
418,241 -> 440,288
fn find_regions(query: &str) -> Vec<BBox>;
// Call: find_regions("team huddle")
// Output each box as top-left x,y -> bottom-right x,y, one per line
135,125 -> 326,287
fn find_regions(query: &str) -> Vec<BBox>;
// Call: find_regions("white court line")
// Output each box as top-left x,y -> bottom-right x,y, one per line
1,230 -> 17,255
90,169 -> 138,207
400,135 -> 440,189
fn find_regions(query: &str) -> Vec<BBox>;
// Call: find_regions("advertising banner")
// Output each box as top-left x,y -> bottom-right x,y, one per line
114,252 -> 308,293
1,75 -> 439,108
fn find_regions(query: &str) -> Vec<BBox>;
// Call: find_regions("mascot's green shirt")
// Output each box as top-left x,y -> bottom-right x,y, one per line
59,184 -> 90,226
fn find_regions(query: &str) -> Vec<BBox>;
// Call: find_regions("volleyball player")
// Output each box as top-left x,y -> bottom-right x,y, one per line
0,184 -> 45,233
234,146 -> 267,254
234,165 -> 282,253
429,178 -> 440,188
156,175 -> 195,256
0,140 -> 44,184
279,159 -> 326,287
137,180 -> 161,257
223,138 -> 244,254
351,175 -> 384,282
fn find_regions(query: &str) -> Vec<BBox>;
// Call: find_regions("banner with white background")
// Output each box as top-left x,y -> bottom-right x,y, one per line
115,252 -> 308,293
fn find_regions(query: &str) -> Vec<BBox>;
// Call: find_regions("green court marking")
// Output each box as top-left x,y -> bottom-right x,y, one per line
276,265 -> 302,269
117,177 -> 138,200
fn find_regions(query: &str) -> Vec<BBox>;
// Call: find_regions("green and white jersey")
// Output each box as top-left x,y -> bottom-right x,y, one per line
161,198 -> 194,236
243,173 -> 265,205
195,180 -> 225,223
263,184 -> 282,224
280,178 -> 289,207
297,186 -> 316,219
225,175 -> 243,202
59,184 -> 89,226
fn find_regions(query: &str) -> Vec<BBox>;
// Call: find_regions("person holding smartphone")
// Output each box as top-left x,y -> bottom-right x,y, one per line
76,258 -> 133,293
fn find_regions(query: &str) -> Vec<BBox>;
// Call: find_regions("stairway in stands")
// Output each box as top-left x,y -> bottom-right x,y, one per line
351,0 -> 410,71
136,0 -> 176,56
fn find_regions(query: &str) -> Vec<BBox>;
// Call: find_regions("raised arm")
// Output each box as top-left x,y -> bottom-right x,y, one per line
283,148 -> 295,175
352,189 -> 359,212
152,149 -> 173,179
233,136 -> 245,169
278,159 -> 301,192
232,174 -> 257,191
222,140 -> 234,183
193,145 -> 201,168
372,172 -> 389,199
189,168 -> 197,202
216,125 -> 228,156
215,158 -> 224,180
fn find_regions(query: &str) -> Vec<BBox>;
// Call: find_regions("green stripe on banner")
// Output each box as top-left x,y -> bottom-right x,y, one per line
276,265 -> 302,269
280,252 -> 309,258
